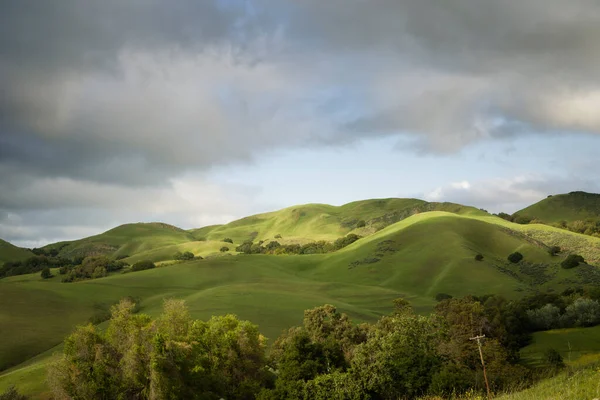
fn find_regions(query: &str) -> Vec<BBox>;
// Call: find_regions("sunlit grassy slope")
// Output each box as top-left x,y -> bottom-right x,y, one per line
496,367 -> 600,400
43,222 -> 197,259
2,211 -> 599,391
514,191 -> 600,224
0,239 -> 33,265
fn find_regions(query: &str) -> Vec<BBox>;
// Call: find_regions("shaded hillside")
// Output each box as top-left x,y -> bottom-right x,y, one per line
43,223 -> 196,259
515,191 -> 600,224
0,239 -> 33,265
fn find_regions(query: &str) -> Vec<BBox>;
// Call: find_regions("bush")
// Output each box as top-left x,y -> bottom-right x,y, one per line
561,254 -> 585,269
548,246 -> 561,256
223,238 -> 233,244
543,348 -> 565,369
131,260 -> 156,272
356,220 -> 366,228
41,267 -> 53,279
274,234 -> 282,239
174,251 -> 194,261
435,293 -> 453,301
0,385 -> 27,400
220,246 -> 229,252
475,254 -> 484,261
507,252 -> 523,263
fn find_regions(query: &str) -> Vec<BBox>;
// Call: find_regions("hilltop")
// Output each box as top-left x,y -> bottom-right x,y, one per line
0,239 -> 33,265
513,191 -> 600,237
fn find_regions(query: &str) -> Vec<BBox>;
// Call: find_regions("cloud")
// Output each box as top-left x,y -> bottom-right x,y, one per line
424,174 -> 600,213
2,1 -> 600,245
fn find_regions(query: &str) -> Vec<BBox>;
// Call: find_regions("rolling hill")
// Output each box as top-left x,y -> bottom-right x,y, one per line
0,239 -> 33,265
514,191 -> 600,225
42,222 -> 199,259
2,195 -> 600,398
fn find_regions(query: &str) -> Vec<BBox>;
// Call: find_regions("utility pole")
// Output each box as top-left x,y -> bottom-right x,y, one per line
470,334 -> 492,399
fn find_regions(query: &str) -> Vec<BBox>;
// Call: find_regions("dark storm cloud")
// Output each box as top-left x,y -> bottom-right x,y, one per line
1,0 -> 600,245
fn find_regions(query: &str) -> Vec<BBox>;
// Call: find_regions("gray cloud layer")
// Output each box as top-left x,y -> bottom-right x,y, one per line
1,0 -> 600,244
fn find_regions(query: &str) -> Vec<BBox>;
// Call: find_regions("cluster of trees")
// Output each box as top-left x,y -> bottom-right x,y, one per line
0,255 -> 81,279
554,219 -> 600,237
523,288 -> 600,330
60,256 -> 128,282
50,296 -> 546,400
496,212 -> 600,238
236,234 -> 362,255
174,251 -> 195,261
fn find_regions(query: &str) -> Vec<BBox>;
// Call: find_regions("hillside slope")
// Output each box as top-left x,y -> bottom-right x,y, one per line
44,222 -> 197,259
514,191 -> 600,225
197,198 -> 486,244
3,211 -> 599,376
0,239 -> 33,265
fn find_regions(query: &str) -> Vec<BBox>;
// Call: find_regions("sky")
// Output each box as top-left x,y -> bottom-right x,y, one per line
1,0 -> 600,248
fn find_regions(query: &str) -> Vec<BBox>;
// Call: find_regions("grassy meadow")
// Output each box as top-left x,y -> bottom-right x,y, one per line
1,198 -> 600,398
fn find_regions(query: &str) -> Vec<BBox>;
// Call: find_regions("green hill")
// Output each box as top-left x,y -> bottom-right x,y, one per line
2,211 -> 600,394
514,191 -> 600,228
196,198 -> 486,244
0,239 -> 33,265
43,222 -> 197,259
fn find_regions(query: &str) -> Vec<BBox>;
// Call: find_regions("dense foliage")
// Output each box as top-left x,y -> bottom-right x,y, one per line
0,255 -> 79,278
52,294 -> 600,400
235,234 -> 361,255
131,260 -> 156,272
507,252 -> 523,263
561,254 -> 585,269
61,256 -> 128,282
174,251 -> 195,261
49,299 -> 269,400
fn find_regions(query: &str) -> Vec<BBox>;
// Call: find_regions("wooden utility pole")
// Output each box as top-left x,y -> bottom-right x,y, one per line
470,334 -> 492,399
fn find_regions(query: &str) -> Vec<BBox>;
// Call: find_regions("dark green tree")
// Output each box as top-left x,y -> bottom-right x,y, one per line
41,267 -> 52,279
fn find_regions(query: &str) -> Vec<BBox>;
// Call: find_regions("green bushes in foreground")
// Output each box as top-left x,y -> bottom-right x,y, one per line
50,297 -> 535,400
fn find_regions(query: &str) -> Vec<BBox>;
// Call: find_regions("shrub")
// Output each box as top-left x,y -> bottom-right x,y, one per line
507,252 -> 523,263
561,254 -> 585,269
435,293 -> 453,301
543,348 -> 565,369
274,234 -> 282,239
223,238 -> 233,244
548,246 -> 561,256
0,385 -> 27,400
220,246 -> 229,252
474,254 -> 484,261
356,220 -> 366,228
41,267 -> 53,279
174,251 -> 194,261
131,260 -> 156,272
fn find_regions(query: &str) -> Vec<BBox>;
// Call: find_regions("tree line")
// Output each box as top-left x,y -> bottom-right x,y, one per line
235,234 -> 361,255
44,288 -> 600,400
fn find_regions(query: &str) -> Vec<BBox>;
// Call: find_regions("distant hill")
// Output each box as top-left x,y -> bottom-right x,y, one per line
0,239 -> 33,265
192,198 -> 487,244
515,191 -> 600,224
43,222 -> 198,259
513,191 -> 600,237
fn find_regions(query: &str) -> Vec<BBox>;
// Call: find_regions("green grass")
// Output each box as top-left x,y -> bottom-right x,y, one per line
0,239 -> 33,265
521,326 -> 600,367
2,197 -> 600,398
514,191 -> 600,225
2,211 -> 599,397
496,367 -> 600,400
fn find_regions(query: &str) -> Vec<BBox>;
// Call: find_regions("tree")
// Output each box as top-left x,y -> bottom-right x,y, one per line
562,298 -> 600,327
220,246 -> 230,252
48,299 -> 269,400
356,220 -> 366,228
526,304 -> 561,331
561,254 -> 585,269
435,293 -> 453,302
0,385 -> 27,400
548,246 -> 561,256
475,254 -> 484,261
131,260 -> 156,272
543,348 -> 565,369
223,238 -> 234,244
41,267 -> 53,279
507,252 -> 523,263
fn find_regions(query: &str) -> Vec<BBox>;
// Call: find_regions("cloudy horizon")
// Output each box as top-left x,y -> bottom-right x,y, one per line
2,0 -> 600,247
